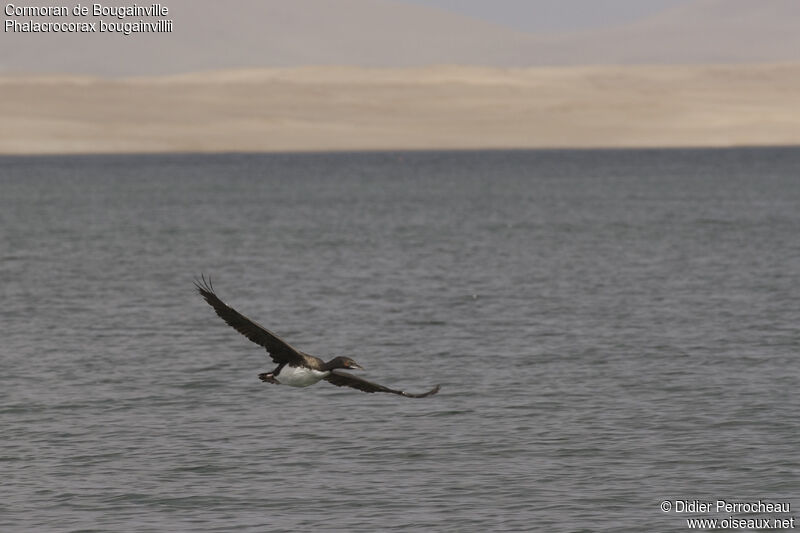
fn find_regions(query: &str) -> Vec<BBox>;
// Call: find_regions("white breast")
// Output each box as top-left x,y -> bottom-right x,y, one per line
275,365 -> 329,387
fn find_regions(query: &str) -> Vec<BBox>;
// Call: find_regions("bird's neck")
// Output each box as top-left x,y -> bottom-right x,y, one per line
321,358 -> 345,371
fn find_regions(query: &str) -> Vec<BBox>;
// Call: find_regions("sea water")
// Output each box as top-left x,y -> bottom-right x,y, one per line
1,148 -> 798,531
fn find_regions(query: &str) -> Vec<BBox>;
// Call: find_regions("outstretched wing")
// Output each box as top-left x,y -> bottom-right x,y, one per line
195,275 -> 305,365
325,370 -> 440,398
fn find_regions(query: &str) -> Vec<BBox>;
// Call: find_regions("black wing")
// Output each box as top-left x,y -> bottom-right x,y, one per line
324,370 -> 440,398
195,275 -> 305,365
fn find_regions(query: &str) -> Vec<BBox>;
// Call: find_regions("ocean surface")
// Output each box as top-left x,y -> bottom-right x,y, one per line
1,148 -> 798,532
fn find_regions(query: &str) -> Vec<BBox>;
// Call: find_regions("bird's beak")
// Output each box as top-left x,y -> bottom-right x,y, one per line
352,364 -> 364,370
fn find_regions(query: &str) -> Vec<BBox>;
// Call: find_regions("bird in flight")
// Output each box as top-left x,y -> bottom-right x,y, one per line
195,276 -> 440,398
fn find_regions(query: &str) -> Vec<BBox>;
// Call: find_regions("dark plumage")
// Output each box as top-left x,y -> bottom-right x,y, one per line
195,276 -> 440,398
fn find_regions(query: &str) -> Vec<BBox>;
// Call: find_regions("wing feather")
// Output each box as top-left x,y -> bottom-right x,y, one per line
325,370 -> 440,398
195,275 -> 305,365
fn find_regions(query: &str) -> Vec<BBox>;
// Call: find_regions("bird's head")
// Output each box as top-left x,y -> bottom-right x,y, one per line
330,356 -> 364,371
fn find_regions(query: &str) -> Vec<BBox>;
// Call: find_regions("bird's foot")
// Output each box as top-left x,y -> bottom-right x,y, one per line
258,372 -> 278,384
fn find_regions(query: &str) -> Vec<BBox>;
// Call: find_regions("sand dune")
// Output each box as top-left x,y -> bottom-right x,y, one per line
2,64 -> 799,154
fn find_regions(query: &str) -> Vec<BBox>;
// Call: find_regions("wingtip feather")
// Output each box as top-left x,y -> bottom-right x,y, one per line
404,384 -> 440,398
194,273 -> 216,296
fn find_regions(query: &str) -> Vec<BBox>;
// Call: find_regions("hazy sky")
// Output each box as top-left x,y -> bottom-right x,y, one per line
395,0 -> 690,32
